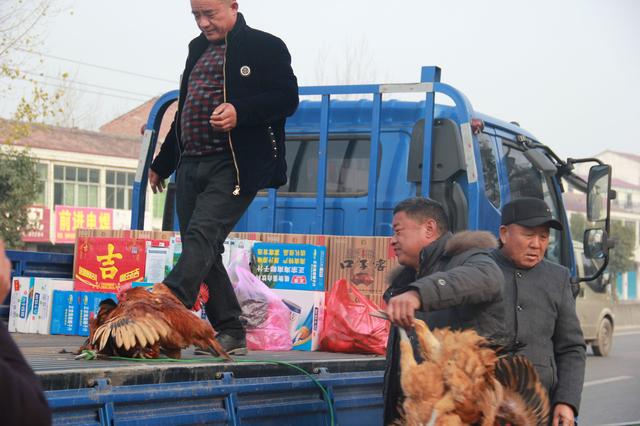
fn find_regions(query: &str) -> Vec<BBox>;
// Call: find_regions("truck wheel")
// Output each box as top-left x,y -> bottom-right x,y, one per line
592,318 -> 613,357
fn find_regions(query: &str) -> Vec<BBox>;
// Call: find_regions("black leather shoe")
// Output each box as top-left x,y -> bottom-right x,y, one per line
217,333 -> 248,356
195,333 -> 248,356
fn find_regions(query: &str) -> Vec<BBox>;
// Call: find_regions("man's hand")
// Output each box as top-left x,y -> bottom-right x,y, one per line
0,240 -> 12,303
385,289 -> 421,329
210,103 -> 237,132
553,403 -> 575,426
149,169 -> 165,194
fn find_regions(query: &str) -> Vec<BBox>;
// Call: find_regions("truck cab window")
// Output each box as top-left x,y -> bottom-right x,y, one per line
279,137 -> 371,196
501,141 -> 563,265
477,133 -> 500,208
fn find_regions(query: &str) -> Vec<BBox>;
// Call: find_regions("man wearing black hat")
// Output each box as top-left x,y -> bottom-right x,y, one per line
491,197 -> 586,426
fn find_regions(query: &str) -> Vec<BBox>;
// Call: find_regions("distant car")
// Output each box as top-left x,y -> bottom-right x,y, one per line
574,242 -> 615,356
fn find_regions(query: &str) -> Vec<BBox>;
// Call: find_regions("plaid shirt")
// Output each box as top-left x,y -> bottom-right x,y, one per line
180,42 -> 229,156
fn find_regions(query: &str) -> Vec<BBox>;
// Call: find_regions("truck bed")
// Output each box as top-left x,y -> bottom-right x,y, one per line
15,333 -> 386,424
14,332 -> 386,391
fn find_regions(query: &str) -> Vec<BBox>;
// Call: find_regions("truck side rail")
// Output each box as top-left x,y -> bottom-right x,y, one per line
46,370 -> 384,426
132,66 -> 482,234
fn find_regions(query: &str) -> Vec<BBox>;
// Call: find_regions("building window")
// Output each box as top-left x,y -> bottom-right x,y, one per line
53,165 -> 99,207
106,171 -> 135,210
34,163 -> 48,205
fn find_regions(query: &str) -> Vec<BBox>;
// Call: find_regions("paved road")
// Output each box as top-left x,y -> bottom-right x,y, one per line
580,326 -> 640,425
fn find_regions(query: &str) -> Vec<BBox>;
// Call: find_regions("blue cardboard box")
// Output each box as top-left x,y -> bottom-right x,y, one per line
78,292 -> 118,336
50,291 -> 79,335
252,243 -> 326,291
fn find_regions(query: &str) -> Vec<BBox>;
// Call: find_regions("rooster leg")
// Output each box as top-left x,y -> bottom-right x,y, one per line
414,319 -> 441,362
398,327 -> 417,370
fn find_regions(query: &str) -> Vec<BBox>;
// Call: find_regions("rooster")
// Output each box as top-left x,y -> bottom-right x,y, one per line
79,283 -> 231,361
397,319 -> 548,426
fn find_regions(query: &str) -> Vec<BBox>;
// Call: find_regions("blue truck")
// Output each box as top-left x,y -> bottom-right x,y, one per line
5,66 -> 614,425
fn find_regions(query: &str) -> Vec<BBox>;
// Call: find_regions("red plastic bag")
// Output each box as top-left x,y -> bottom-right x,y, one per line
229,251 -> 292,351
319,279 -> 390,355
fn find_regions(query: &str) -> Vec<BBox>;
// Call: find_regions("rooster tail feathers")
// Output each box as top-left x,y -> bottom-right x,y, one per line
494,355 -> 550,425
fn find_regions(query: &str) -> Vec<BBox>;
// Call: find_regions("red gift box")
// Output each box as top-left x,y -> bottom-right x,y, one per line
74,237 -> 147,293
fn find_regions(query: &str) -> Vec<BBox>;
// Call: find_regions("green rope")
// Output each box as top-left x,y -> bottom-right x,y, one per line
78,350 -> 336,426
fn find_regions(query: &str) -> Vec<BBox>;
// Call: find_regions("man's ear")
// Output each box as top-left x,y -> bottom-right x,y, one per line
423,218 -> 438,240
498,225 -> 508,245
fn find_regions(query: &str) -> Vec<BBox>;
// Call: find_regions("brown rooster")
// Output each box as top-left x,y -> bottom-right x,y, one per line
81,283 -> 231,361
397,319 -> 548,426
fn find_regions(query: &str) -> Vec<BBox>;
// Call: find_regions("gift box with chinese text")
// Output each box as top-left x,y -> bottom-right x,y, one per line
50,290 -> 80,335
29,278 -> 74,334
78,292 -> 118,336
252,243 -> 326,291
74,236 -> 147,293
8,277 -> 35,333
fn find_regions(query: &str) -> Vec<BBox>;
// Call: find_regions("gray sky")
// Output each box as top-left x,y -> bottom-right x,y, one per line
3,0 -> 639,159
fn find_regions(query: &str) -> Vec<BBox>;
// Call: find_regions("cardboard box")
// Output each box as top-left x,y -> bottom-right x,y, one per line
228,239 -> 256,266
50,290 -> 80,335
230,232 -> 328,246
29,279 -> 74,334
165,235 -> 182,277
8,277 -> 35,333
76,228 -> 177,240
273,289 -> 325,351
326,236 -> 396,307
145,240 -> 170,283
78,292 -> 118,336
252,243 -> 326,291
73,229 -> 178,291
231,232 -> 396,306
74,236 -> 147,293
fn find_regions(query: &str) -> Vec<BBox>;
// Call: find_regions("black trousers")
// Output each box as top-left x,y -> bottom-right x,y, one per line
163,153 -> 256,336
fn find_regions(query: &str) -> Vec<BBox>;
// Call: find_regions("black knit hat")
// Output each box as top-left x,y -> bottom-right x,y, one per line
501,197 -> 563,230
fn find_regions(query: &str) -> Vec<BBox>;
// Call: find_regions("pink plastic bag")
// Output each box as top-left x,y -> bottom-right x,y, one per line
229,251 -> 292,351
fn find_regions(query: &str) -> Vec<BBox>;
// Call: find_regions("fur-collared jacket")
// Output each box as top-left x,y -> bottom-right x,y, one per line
382,231 -> 507,426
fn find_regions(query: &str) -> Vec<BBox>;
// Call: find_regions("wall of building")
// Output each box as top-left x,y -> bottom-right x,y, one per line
8,145 -> 165,251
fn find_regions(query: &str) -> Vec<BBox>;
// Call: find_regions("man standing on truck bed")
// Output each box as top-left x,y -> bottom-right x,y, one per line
491,197 -> 586,426
382,197 -> 507,425
148,0 -> 298,355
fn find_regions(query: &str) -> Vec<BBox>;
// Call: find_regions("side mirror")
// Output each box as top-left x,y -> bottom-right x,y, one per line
581,228 -> 614,283
586,164 -> 612,222
583,228 -> 608,259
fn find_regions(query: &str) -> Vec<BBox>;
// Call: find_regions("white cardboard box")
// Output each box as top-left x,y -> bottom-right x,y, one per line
272,289 -> 325,351
29,279 -> 74,334
145,240 -> 170,283
8,277 -> 35,333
